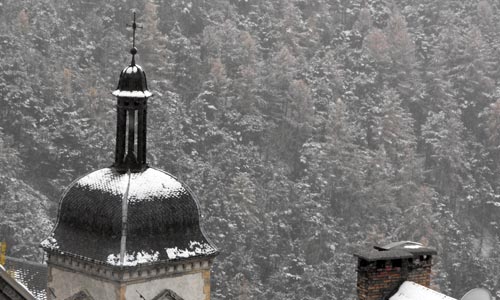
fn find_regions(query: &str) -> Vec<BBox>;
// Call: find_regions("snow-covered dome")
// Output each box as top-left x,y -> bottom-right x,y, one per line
41,167 -> 217,266
42,23 -> 218,267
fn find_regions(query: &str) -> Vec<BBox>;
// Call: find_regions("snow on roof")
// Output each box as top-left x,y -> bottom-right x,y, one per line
390,281 -> 456,300
382,241 -> 424,250
77,168 -> 185,201
355,241 -> 437,261
4,257 -> 47,300
105,241 -> 217,266
42,167 -> 219,266
128,168 -> 185,202
0,264 -> 37,300
111,90 -> 153,98
165,241 -> 216,260
106,251 -> 160,266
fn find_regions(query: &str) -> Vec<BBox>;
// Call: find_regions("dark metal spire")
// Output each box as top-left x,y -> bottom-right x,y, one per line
126,12 -> 142,66
112,12 -> 152,173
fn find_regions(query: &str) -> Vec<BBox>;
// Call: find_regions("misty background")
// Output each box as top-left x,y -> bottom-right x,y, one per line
1,0 -> 500,299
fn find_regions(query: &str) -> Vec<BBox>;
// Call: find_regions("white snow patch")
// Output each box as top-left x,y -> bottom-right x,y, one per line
390,281 -> 456,300
403,244 -> 423,249
128,168 -> 185,202
166,241 -> 215,260
107,251 -> 160,266
77,168 -> 129,197
112,90 -> 153,98
76,168 -> 186,202
122,64 -> 143,73
125,66 -> 138,74
40,235 -> 59,250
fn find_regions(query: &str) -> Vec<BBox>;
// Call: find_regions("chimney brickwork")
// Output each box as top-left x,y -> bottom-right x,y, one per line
354,242 -> 436,300
407,256 -> 432,287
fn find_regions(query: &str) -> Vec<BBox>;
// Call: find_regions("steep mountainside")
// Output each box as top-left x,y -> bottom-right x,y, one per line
1,0 -> 500,299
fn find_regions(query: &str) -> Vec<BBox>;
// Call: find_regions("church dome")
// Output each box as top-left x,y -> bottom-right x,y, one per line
41,167 -> 218,266
42,14 -> 218,268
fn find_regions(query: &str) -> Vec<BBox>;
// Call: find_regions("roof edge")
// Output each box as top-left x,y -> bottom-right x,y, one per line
43,248 -> 218,270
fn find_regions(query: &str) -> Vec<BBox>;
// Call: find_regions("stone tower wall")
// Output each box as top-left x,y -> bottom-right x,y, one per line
46,254 -> 213,300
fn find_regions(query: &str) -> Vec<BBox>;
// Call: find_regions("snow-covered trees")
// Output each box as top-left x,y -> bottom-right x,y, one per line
3,0 -> 500,298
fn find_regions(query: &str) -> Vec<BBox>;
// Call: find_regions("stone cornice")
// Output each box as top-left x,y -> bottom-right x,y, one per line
47,253 -> 214,283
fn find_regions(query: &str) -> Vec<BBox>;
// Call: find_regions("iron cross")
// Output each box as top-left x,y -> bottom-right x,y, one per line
126,12 -> 143,49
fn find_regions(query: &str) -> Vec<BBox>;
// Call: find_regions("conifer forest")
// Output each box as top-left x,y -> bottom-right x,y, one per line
2,0 -> 500,299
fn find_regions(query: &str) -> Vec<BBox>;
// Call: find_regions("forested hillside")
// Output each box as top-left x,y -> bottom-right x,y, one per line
1,0 -> 500,299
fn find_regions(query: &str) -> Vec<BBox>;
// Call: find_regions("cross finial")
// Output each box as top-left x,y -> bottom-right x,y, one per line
126,12 -> 143,65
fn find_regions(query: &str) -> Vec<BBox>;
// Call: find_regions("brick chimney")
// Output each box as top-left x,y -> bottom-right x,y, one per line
353,241 -> 436,300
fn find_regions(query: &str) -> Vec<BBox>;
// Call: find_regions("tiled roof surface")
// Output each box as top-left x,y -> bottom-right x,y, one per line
41,167 -> 218,266
3,257 -> 46,300
1,265 -> 33,300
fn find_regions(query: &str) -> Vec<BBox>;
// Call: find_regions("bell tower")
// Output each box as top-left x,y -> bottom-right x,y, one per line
112,12 -> 152,173
41,13 -> 218,300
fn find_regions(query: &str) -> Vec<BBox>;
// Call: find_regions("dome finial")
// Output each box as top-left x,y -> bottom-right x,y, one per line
126,11 -> 142,66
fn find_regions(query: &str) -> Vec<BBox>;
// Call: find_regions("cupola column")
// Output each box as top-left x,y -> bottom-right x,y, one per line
115,100 -> 127,166
114,94 -> 150,172
137,100 -> 147,164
